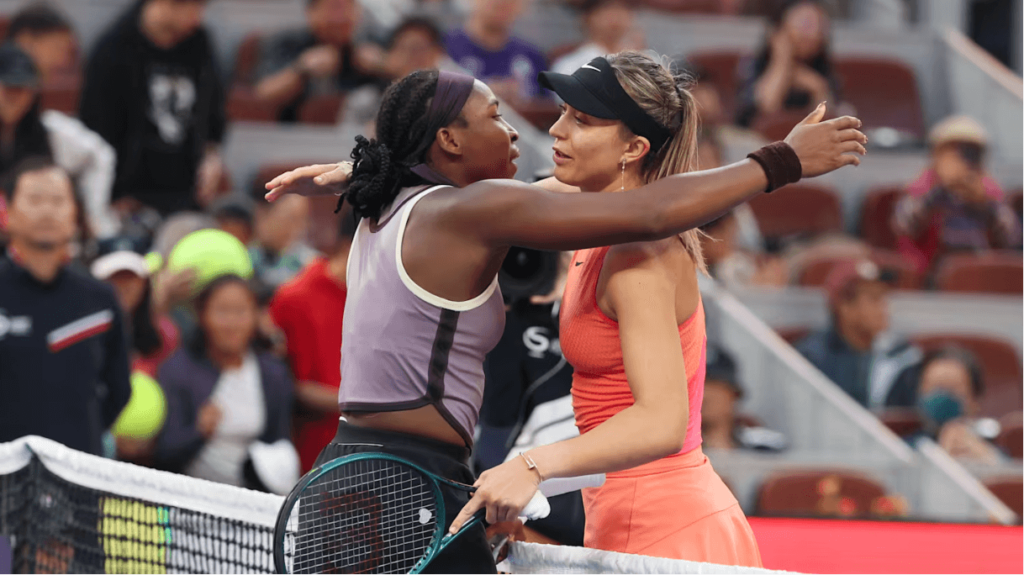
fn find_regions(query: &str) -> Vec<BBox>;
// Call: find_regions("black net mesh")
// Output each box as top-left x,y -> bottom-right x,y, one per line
0,456 -> 276,574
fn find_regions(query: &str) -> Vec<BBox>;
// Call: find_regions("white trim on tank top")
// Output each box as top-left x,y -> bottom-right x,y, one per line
395,185 -> 500,312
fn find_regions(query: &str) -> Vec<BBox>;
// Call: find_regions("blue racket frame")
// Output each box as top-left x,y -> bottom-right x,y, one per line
273,452 -> 485,574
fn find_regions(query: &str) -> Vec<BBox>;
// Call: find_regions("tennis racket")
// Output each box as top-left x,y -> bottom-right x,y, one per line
274,452 -> 595,574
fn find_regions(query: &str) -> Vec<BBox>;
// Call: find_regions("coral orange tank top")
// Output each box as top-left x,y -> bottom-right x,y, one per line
559,246 -> 706,456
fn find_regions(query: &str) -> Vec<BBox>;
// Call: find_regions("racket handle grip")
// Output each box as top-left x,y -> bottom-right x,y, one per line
520,491 -> 551,520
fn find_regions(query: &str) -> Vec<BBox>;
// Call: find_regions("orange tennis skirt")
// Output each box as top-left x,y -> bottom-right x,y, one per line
582,446 -> 763,567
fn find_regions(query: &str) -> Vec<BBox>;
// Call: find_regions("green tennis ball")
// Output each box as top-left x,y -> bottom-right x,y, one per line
166,228 -> 253,291
144,252 -> 164,275
112,372 -> 167,440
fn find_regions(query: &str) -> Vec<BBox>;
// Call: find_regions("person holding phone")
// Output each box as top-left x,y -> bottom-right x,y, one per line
892,115 -> 1021,274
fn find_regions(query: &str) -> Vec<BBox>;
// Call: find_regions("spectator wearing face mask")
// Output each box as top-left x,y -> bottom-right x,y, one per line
892,115 -> 1021,275
795,260 -> 921,409
891,347 -> 1003,463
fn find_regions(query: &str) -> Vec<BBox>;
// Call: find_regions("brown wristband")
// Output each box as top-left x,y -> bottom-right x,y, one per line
747,142 -> 802,193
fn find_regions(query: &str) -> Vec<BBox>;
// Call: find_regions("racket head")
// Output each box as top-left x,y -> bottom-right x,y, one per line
273,452 -> 446,574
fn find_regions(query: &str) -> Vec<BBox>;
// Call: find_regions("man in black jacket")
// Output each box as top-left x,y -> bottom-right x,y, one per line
0,157 -> 131,456
80,0 -> 226,217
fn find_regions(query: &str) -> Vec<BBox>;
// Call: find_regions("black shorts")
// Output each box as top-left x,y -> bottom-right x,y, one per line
312,421 -> 496,574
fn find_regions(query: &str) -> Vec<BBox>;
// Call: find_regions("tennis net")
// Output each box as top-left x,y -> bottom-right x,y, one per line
1,436 -> 786,574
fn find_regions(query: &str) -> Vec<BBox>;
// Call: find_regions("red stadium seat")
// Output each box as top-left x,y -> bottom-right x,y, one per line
933,252 -> 1023,295
859,186 -> 903,250
796,249 -> 923,290
298,94 -> 345,125
757,470 -> 889,518
233,32 -> 264,86
877,408 -> 923,438
775,327 -> 810,345
833,57 -> 924,139
747,183 -> 842,241
984,477 -> 1023,518
911,334 -> 1022,419
750,109 -> 810,142
226,86 -> 279,122
685,50 -> 741,119
996,412 -> 1023,459
39,80 -> 81,115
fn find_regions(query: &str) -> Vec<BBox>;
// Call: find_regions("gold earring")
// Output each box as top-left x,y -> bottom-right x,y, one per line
620,159 -> 626,191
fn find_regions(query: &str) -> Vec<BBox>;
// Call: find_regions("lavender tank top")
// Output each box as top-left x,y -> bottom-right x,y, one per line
339,185 -> 506,445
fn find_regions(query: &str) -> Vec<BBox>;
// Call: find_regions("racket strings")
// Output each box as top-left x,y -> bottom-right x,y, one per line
285,459 -> 439,574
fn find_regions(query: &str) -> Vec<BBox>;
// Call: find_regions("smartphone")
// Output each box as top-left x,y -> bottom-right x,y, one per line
956,142 -> 985,170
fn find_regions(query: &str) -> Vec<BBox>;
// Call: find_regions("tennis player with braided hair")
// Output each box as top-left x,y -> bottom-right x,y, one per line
266,62 -> 864,571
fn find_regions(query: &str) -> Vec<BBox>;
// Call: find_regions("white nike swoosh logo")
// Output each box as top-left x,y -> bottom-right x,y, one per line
580,64 -> 601,72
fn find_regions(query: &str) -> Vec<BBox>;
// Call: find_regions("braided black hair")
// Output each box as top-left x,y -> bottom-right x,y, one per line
343,69 -> 443,220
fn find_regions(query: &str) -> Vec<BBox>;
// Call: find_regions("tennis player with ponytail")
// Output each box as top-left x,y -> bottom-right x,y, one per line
267,60 -> 864,571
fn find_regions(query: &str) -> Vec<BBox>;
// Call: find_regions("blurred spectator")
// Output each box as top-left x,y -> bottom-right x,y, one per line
636,0 -> 744,13
735,0 -> 840,128
0,44 -> 118,238
892,116 -> 1021,275
210,194 -> 255,246
551,0 -> 642,75
90,236 -> 184,378
794,260 -> 921,408
701,347 -> 787,451
155,274 -> 295,487
269,213 -> 357,472
344,16 -> 457,128
80,0 -> 226,217
6,3 -> 78,83
0,157 -> 131,456
249,194 -> 317,289
699,209 -> 786,288
445,0 -> 548,107
253,0 -> 380,123
891,347 -> 1003,463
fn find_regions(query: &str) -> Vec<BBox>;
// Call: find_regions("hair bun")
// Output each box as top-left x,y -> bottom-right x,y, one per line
346,135 -> 403,220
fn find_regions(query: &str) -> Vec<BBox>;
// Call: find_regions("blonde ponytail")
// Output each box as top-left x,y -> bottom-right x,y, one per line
608,51 -> 708,274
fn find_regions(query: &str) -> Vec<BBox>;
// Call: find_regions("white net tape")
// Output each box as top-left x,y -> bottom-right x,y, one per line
500,542 -> 794,574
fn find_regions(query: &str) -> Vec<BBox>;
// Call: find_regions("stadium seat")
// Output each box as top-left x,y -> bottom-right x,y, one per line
747,183 -> 842,241
756,470 -> 889,519
911,334 -> 1022,418
833,57 -> 925,139
996,412 -> 1022,459
233,32 -> 263,86
933,252 -> 1023,295
877,408 -> 923,438
298,94 -> 345,125
984,477 -> 1023,518
39,80 -> 81,115
750,109 -> 810,142
775,327 -> 809,345
859,186 -> 903,250
684,50 -> 741,119
226,86 -> 279,122
796,249 -> 923,290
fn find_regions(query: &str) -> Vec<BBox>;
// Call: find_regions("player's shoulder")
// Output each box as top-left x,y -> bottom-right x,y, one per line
605,237 -> 689,273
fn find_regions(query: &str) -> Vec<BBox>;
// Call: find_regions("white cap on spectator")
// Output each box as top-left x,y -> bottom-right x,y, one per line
928,115 -> 988,148
91,251 -> 150,280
